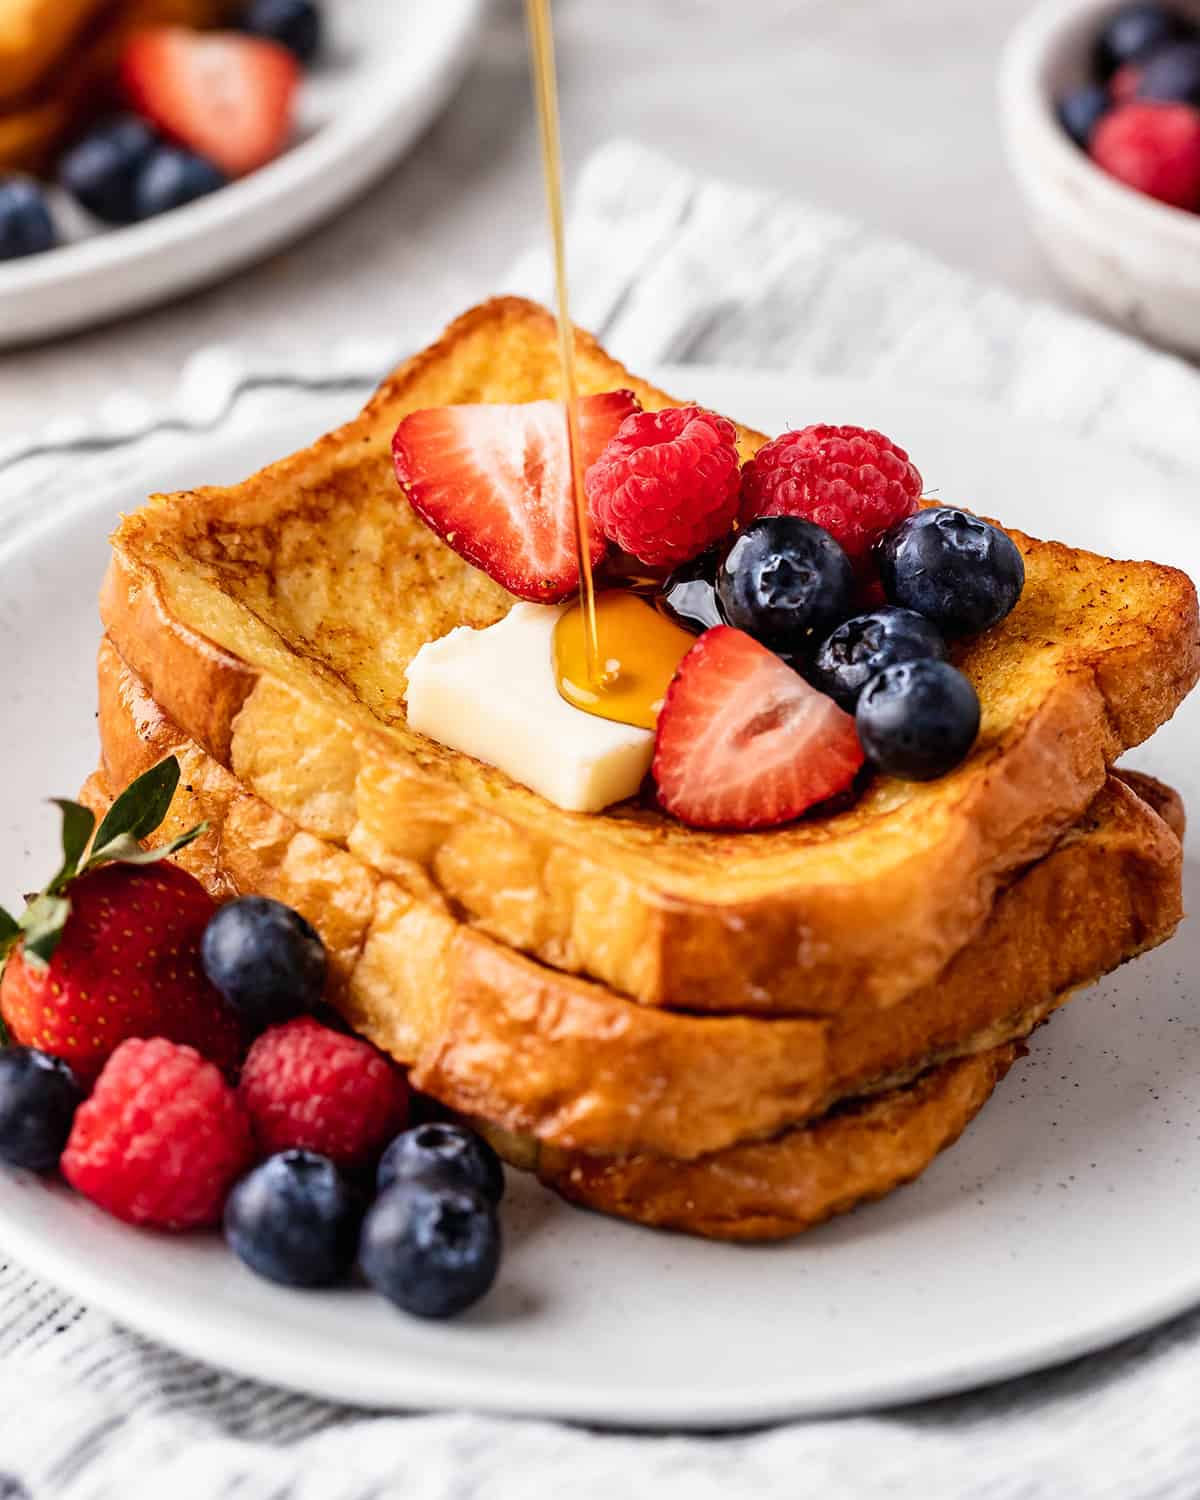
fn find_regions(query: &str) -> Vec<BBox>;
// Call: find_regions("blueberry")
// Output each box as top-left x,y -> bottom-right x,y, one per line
1136,39 -> 1200,104
1057,84 -> 1111,148
659,546 -> 724,634
1094,3 -> 1194,78
377,1122 -> 505,1205
810,608 -> 948,712
0,1048 -> 82,1172
0,178 -> 55,260
360,1180 -> 500,1320
225,1150 -> 360,1287
877,508 -> 1024,637
716,516 -> 855,655
58,116 -> 158,224
202,896 -> 326,1032
133,148 -> 226,221
856,659 -> 981,781
240,0 -> 322,62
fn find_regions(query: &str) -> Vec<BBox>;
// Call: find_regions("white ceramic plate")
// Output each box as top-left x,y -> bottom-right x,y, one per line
0,366 -> 1198,1429
0,0 -> 485,348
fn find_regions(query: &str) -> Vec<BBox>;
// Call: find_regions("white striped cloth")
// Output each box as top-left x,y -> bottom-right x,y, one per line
3,140 -> 1200,1498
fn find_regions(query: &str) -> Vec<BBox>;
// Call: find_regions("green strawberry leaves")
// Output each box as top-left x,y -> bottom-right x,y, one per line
0,755 -> 208,973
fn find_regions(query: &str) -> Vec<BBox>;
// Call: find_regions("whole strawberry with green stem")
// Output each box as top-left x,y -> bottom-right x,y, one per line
0,758 -> 243,1083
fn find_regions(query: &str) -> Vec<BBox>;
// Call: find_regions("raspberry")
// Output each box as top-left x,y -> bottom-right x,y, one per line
61,1038 -> 253,1230
1091,102 -> 1200,209
739,425 -> 923,568
239,1018 -> 409,1167
584,406 -> 741,568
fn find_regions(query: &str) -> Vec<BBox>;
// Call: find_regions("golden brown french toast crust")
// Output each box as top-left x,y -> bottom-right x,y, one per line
94,637 -> 1182,1163
102,297 -> 1200,1017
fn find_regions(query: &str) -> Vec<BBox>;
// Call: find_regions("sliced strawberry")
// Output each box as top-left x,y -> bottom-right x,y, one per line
121,28 -> 299,179
653,626 -> 865,830
392,391 -> 641,603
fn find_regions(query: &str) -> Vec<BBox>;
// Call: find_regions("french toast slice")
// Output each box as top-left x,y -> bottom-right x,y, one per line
102,298 -> 1200,1019
93,638 -> 1184,1161
0,0 -> 105,105
0,0 -> 235,170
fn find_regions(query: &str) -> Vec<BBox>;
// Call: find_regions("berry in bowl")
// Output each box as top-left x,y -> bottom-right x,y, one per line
1000,0 -> 1200,353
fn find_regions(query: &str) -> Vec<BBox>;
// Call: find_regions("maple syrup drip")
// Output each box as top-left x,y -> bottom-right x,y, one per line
555,592 -> 697,731
525,0 -> 604,689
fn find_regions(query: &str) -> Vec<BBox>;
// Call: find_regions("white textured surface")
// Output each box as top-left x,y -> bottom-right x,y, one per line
0,0 -> 1066,439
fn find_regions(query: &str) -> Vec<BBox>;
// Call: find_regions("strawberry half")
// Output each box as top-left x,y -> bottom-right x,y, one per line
121,28 -> 299,179
392,391 -> 641,603
653,627 -> 865,830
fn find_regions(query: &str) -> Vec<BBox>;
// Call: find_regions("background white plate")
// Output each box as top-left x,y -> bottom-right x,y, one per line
0,366 -> 1197,1429
0,0 -> 485,348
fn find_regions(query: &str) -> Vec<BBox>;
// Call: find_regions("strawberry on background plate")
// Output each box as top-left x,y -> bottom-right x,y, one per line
0,758 -> 243,1084
121,27 -> 300,179
392,391 -> 641,603
652,626 -> 865,831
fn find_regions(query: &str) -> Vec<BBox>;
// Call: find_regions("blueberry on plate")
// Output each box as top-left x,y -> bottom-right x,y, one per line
856,659 -> 981,781
225,1150 -> 360,1287
240,0 -> 323,63
0,177 -> 56,260
360,1179 -> 500,1320
810,607 -> 948,712
133,147 -> 227,221
202,895 -> 327,1032
58,116 -> 158,224
659,546 -> 724,634
877,508 -> 1025,637
377,1122 -> 505,1206
1057,84 -> 1111,148
1136,40 -> 1200,105
716,516 -> 855,655
0,1047 -> 82,1172
1094,2 -> 1194,78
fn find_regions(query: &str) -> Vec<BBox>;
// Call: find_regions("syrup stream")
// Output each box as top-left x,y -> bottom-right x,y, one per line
525,0 -> 603,688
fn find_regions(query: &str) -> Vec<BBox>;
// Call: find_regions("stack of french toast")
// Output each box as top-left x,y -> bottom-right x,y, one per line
0,0 -> 232,171
85,297 -> 1200,1241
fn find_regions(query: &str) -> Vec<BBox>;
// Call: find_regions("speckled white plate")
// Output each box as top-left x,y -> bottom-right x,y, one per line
0,0 -> 485,347
0,367 -> 1197,1428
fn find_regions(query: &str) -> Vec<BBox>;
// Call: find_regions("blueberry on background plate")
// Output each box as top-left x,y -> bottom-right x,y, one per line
0,1047 -> 82,1172
1058,84 -> 1111,148
659,546 -> 724,634
716,516 -> 855,655
0,178 -> 56,260
59,116 -> 158,224
225,1150 -> 360,1288
856,658 -> 981,781
877,508 -> 1025,637
240,0 -> 323,63
202,895 -> 327,1033
810,607 -> 948,712
360,1179 -> 501,1320
1094,3 -> 1194,78
1136,40 -> 1200,105
377,1122 -> 505,1206
133,148 -> 227,221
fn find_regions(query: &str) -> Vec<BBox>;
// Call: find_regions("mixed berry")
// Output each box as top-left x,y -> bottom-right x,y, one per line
1058,2 -> 1200,212
0,1 -> 322,261
0,760 -> 502,1320
394,397 -> 1026,833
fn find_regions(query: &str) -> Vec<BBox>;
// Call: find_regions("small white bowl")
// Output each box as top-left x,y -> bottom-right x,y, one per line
999,0 -> 1200,353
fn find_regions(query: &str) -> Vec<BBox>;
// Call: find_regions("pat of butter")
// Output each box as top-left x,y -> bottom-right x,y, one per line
405,603 -> 654,814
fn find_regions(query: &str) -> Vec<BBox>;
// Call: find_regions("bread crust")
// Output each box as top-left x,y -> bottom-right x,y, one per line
93,638 -> 1182,1162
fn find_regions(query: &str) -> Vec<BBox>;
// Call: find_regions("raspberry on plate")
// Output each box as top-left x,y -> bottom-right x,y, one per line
739,424 -> 923,570
1090,102 -> 1200,209
239,1017 -> 409,1167
585,406 -> 742,569
62,1038 -> 254,1230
